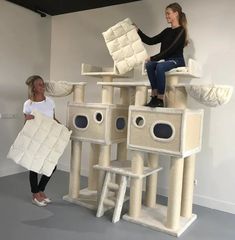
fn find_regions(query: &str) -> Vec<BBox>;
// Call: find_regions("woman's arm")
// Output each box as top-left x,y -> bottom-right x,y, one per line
138,28 -> 166,45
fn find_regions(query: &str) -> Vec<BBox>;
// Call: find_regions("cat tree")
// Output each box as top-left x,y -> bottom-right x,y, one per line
45,58 -> 232,237
60,59 -> 204,237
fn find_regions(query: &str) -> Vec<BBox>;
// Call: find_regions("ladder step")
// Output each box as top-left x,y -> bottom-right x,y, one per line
103,198 -> 115,207
112,176 -> 127,223
96,172 -> 128,223
107,182 -> 119,191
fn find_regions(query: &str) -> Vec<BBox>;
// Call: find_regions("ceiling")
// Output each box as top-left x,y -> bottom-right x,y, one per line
6,0 -> 141,16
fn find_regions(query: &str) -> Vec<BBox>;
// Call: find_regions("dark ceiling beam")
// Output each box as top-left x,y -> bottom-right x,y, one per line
6,0 -> 49,17
6,0 -> 142,16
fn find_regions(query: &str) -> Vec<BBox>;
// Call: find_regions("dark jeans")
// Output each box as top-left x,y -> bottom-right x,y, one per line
145,58 -> 185,94
29,166 -> 56,193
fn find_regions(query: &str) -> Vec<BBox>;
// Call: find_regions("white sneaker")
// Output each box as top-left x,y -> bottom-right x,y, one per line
43,197 -> 52,204
32,198 -> 47,207
38,192 -> 52,204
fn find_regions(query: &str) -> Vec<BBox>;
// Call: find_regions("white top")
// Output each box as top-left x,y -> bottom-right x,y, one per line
23,96 -> 55,118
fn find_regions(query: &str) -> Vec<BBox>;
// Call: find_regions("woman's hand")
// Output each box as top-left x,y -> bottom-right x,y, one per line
145,57 -> 151,62
24,114 -> 35,121
53,111 -> 61,124
54,118 -> 61,124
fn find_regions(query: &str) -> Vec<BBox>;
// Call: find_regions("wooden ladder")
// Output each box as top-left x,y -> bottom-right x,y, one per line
96,172 -> 127,223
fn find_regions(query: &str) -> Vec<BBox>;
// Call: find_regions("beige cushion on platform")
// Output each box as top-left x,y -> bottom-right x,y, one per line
7,111 -> 72,176
45,81 -> 75,97
103,18 -> 148,74
186,84 -> 233,107
167,59 -> 202,77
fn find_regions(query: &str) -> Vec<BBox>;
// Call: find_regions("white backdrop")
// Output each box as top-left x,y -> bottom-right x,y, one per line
0,1 -> 51,176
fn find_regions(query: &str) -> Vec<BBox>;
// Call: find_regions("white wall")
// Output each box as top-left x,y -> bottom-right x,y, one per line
0,1 -> 51,176
50,0 -> 235,214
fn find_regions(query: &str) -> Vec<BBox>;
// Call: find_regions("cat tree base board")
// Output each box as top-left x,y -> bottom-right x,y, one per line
123,204 -> 197,237
63,188 -> 98,210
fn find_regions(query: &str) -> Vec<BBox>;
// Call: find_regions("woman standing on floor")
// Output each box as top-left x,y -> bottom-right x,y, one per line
23,75 -> 59,207
135,2 -> 188,107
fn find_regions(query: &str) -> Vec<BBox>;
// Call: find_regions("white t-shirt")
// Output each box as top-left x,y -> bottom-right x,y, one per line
23,96 -> 55,119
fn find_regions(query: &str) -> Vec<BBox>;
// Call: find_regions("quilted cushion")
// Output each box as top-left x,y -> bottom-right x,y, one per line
7,111 -> 72,176
186,84 -> 233,107
103,18 -> 148,74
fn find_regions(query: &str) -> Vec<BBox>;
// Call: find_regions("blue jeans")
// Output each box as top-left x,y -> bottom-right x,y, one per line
146,58 -> 185,94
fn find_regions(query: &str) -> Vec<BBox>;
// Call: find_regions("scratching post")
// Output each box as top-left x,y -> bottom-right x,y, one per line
166,157 -> 184,229
97,84 -> 113,194
129,151 -> 144,218
145,153 -> 159,208
68,83 -> 85,199
88,143 -> 100,191
165,75 -> 187,109
69,141 -> 82,198
98,145 -> 111,192
129,86 -> 148,218
135,86 -> 148,106
73,84 -> 85,103
181,154 -> 196,218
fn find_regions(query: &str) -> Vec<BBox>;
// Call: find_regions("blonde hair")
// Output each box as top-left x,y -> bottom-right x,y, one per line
25,75 -> 44,101
166,2 -> 189,46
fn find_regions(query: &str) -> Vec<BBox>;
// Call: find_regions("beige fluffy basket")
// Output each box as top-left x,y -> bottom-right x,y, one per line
45,81 -> 75,97
186,84 -> 233,107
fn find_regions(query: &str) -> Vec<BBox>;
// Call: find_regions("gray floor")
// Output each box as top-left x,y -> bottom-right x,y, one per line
1,170 -> 234,240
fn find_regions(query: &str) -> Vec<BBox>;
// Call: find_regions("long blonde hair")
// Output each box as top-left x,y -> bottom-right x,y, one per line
166,2 -> 189,46
25,75 -> 44,101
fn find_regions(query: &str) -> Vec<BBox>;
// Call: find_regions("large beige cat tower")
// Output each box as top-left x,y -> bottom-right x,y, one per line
55,19 -> 233,237
61,59 -> 200,235
57,57 -> 233,237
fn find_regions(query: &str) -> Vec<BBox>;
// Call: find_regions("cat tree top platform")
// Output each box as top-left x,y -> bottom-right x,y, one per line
97,81 -> 150,88
81,63 -> 133,79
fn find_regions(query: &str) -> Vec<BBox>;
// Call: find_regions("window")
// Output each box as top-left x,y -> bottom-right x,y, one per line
133,116 -> 145,128
150,121 -> 175,142
116,117 -> 126,130
74,115 -> 88,129
94,112 -> 103,123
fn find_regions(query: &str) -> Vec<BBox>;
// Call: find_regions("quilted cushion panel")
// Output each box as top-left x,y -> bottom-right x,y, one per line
7,111 -> 72,176
103,18 -> 148,74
